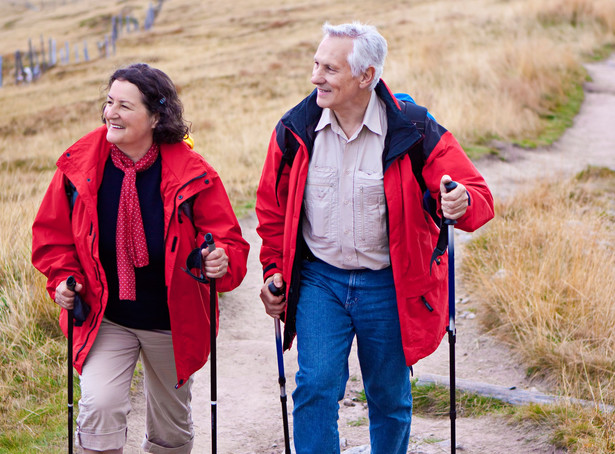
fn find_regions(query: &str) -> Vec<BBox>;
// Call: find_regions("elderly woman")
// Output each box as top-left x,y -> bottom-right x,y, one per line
32,63 -> 249,454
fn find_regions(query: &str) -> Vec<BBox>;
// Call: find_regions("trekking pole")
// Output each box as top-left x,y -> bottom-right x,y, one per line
65,276 -> 77,454
268,282 -> 291,454
443,181 -> 458,453
204,233 -> 217,454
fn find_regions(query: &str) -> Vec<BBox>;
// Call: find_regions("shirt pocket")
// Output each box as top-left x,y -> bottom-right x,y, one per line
303,166 -> 338,239
356,171 -> 386,251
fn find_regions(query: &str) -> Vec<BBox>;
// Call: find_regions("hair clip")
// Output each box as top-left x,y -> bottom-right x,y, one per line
159,97 -> 166,105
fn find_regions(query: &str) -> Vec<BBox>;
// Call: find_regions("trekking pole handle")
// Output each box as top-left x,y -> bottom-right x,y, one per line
268,281 -> 285,297
444,181 -> 458,192
65,275 -> 78,323
443,181 -> 458,226
66,275 -> 77,292
205,232 -> 216,253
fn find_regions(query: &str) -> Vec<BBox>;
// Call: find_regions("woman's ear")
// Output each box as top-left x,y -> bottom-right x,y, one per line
151,113 -> 160,129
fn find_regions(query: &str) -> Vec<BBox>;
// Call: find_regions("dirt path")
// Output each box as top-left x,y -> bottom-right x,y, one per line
122,54 -> 615,454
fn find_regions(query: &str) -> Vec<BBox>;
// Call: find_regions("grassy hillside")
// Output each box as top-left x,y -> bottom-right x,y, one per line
1,0 -> 614,207
0,0 -> 614,451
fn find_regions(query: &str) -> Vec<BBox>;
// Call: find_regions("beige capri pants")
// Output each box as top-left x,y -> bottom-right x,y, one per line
76,317 -> 194,453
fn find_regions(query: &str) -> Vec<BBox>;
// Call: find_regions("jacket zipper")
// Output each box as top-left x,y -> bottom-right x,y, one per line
421,296 -> 434,312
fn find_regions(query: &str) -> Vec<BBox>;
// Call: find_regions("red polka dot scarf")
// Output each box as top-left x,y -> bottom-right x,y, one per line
110,143 -> 160,301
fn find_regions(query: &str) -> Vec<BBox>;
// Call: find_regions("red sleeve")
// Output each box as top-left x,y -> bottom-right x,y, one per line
423,131 -> 494,232
31,170 -> 85,300
255,127 -> 288,281
191,169 -> 249,293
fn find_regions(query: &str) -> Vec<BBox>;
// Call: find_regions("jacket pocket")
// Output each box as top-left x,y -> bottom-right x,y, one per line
398,281 -> 448,364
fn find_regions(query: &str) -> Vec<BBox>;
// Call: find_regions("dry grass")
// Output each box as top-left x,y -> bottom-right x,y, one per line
462,167 -> 615,451
463,167 -> 615,395
1,0 -> 614,204
1,0 -> 615,449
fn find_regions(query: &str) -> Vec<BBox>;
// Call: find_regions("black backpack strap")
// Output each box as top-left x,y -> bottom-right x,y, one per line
430,229 -> 448,274
398,100 -> 428,194
398,98 -> 448,274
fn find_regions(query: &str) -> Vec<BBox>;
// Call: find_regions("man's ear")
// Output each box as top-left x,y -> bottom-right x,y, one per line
359,67 -> 376,89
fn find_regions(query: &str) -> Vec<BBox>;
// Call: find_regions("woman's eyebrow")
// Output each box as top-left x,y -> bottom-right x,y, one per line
107,95 -> 135,106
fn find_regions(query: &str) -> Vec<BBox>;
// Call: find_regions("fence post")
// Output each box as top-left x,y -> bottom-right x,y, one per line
83,40 -> 89,61
144,4 -> 154,30
49,38 -> 57,66
111,15 -> 119,42
15,50 -> 24,84
28,38 -> 35,75
0,56 -> 3,88
40,34 -> 47,71
64,41 -> 70,64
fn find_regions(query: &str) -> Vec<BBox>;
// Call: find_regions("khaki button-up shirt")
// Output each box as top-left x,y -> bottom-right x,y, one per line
302,90 -> 390,270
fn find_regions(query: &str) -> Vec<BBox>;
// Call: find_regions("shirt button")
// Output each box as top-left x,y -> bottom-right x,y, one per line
344,200 -> 350,206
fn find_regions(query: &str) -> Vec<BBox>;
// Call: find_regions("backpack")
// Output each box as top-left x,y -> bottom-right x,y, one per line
394,93 -> 440,226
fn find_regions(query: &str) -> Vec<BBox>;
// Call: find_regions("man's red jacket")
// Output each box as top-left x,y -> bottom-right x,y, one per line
32,126 -> 249,387
256,81 -> 494,365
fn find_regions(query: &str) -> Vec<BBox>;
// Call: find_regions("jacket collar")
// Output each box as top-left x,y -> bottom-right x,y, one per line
282,80 -> 422,171
57,125 -> 209,197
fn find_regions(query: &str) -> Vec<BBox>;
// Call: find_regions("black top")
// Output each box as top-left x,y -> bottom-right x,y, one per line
98,154 -> 171,330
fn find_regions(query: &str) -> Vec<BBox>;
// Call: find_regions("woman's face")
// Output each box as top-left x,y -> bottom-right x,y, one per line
103,79 -> 158,160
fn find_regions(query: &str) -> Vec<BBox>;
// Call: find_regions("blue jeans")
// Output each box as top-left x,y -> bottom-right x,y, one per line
293,259 -> 412,454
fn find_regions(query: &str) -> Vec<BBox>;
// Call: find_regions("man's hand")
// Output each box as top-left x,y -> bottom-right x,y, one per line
440,174 -> 468,220
260,273 -> 286,319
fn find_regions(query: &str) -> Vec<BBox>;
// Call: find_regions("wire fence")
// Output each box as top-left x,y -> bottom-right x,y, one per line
1,0 -> 164,88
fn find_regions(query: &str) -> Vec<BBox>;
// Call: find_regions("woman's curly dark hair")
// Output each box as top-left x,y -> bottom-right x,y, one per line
103,63 -> 190,144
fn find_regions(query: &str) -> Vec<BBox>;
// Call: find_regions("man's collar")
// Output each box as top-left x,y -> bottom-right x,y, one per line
315,90 -> 384,138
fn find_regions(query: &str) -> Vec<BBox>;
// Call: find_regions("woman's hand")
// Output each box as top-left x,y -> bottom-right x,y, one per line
201,246 -> 229,279
55,279 -> 83,310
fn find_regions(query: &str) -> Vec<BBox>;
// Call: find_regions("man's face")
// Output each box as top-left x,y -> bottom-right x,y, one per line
311,36 -> 363,113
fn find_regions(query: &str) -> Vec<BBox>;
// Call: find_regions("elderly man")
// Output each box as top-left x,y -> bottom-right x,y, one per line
256,22 -> 494,454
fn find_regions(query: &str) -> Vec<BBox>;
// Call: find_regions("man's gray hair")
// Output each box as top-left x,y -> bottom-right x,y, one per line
322,22 -> 387,90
